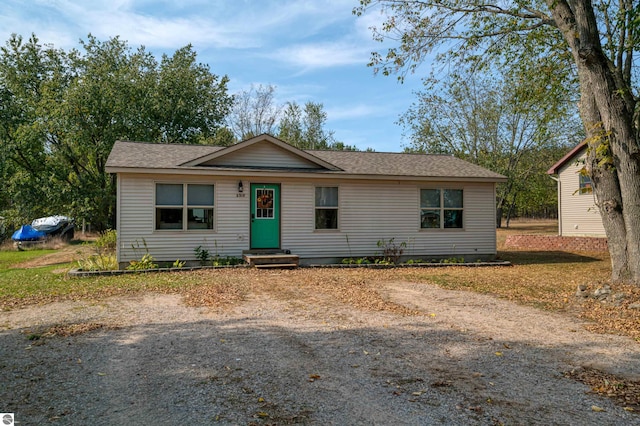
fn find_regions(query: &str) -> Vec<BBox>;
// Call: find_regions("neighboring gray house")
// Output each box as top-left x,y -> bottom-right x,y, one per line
105,134 -> 506,267
547,142 -> 606,237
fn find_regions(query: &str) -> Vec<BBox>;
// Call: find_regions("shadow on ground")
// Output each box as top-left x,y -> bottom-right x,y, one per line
1,314 -> 637,425
499,250 -> 604,265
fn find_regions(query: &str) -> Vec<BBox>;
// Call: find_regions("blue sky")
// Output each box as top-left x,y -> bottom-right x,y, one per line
2,0 -> 426,152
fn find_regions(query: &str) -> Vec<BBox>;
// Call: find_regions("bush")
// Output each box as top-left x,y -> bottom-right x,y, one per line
95,229 -> 117,253
126,253 -> 158,270
376,238 -> 407,264
194,245 -> 211,265
75,229 -> 118,271
212,256 -> 244,266
127,239 -> 158,270
76,254 -> 118,271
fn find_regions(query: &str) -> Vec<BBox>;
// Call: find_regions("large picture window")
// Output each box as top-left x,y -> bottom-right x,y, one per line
156,183 -> 214,230
315,187 -> 338,229
420,189 -> 463,229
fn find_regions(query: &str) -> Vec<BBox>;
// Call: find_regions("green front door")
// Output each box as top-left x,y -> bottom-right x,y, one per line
250,183 -> 280,249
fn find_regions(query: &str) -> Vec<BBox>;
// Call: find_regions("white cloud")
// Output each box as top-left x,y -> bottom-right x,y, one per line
2,0 -> 267,51
2,0 -> 376,60
57,1 -> 262,50
272,42 -> 368,70
326,103 -> 386,121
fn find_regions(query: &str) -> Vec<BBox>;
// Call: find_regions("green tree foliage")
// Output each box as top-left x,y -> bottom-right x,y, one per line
278,101 -> 305,146
513,145 -> 569,220
400,70 -> 583,224
355,0 -> 640,284
0,34 -> 232,231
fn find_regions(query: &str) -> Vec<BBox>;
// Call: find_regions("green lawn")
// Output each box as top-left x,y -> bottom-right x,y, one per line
0,247 -> 207,308
0,248 -> 57,270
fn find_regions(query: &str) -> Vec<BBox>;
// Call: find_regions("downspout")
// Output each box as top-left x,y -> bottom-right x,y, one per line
115,173 -> 121,267
549,176 -> 561,236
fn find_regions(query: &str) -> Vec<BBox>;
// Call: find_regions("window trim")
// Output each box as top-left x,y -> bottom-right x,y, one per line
578,174 -> 593,195
419,187 -> 464,230
154,182 -> 216,232
314,186 -> 339,231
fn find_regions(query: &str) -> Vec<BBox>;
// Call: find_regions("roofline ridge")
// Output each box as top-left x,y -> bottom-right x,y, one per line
116,139 -> 224,148
308,149 -> 455,156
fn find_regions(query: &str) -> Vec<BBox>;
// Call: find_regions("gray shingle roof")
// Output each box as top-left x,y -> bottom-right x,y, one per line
106,140 -> 506,181
106,141 -> 225,168
310,150 -> 505,179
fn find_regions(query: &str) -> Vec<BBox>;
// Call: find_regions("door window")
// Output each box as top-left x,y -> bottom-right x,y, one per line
255,188 -> 274,218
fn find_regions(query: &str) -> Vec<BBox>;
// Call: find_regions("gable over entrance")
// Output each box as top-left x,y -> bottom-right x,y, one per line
181,134 -> 342,171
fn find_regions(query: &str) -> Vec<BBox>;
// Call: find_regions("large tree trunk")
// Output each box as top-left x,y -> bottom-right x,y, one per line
548,0 -> 640,284
578,85 -> 630,281
586,149 -> 630,281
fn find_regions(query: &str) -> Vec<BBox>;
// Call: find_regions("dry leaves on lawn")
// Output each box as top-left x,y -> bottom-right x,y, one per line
565,367 -> 640,411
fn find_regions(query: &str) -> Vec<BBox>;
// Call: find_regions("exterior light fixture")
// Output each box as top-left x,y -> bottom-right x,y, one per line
238,181 -> 244,193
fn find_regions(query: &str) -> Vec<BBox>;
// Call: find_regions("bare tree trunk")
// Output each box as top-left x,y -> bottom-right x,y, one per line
583,116 -> 630,280
578,87 -> 630,281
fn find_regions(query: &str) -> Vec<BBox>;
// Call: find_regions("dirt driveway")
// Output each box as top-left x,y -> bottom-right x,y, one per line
1,277 -> 639,425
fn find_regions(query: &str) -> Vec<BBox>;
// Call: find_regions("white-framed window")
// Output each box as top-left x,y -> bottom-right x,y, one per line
420,188 -> 463,229
579,174 -> 593,195
155,183 -> 214,230
315,187 -> 338,229
255,188 -> 275,218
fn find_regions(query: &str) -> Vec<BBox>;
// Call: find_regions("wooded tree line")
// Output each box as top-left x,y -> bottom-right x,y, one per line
399,70 -> 583,225
355,0 -> 640,284
0,34 -> 353,238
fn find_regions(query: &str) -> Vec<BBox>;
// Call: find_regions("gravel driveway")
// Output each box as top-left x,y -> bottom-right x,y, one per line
1,279 -> 639,425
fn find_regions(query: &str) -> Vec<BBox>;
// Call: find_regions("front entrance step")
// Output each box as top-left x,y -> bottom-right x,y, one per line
254,263 -> 299,269
243,253 -> 299,269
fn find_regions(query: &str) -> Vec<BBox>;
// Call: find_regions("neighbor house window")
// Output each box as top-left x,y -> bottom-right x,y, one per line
315,187 -> 338,229
579,174 -> 593,194
420,189 -> 463,229
156,183 -> 214,230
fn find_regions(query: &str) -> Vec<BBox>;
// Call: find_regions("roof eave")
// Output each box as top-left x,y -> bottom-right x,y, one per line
106,166 -> 506,182
547,141 -> 587,175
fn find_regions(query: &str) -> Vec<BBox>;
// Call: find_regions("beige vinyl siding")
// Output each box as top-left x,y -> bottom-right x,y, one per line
557,153 -> 606,237
281,180 -> 497,260
116,173 -> 498,264
202,140 -> 320,169
117,174 -> 250,263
